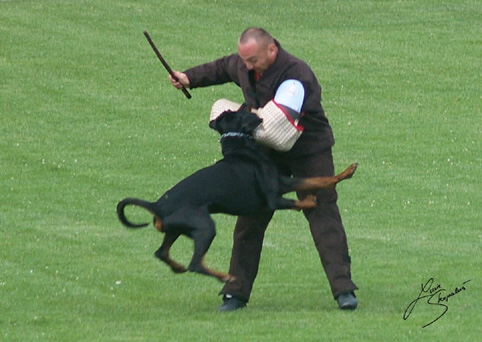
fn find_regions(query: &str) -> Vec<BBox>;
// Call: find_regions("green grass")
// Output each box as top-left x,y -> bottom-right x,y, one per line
1,0 -> 481,340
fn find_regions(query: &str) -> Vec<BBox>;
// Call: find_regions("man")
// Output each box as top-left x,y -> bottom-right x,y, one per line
170,27 -> 358,311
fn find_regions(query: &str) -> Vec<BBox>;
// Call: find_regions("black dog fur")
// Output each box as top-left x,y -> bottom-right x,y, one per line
117,108 -> 357,282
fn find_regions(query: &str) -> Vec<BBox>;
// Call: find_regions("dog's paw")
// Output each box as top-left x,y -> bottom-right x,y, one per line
220,274 -> 236,283
342,163 -> 358,179
171,265 -> 188,273
296,195 -> 317,210
167,260 -> 187,273
306,194 -> 317,203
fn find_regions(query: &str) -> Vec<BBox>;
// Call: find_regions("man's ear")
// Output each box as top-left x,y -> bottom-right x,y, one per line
267,43 -> 278,60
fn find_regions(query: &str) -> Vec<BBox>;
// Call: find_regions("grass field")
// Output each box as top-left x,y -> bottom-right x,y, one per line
1,0 -> 481,340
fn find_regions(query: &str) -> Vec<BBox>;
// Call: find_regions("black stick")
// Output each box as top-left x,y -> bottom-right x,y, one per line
143,31 -> 192,99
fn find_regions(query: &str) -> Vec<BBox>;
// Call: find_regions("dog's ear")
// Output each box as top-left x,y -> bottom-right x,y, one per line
208,119 -> 218,130
209,110 -> 232,132
241,112 -> 262,133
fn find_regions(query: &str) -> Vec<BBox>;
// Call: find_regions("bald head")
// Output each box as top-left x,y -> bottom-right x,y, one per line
238,28 -> 278,74
239,28 -> 275,49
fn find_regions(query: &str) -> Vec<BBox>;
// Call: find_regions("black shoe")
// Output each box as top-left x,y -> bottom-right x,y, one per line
218,295 -> 247,312
337,292 -> 358,310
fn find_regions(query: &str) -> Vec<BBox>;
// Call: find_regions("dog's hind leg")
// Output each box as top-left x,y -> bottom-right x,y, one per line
186,214 -> 235,282
188,227 -> 218,277
155,231 -> 187,274
199,256 -> 236,283
162,207 -> 234,282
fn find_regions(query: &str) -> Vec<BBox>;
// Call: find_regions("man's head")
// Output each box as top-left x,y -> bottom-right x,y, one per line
238,28 -> 278,74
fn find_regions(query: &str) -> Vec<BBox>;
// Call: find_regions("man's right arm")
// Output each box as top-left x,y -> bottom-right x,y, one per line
172,54 -> 240,89
169,71 -> 190,89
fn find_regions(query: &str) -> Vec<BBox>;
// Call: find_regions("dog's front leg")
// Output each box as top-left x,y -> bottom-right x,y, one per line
154,231 -> 187,273
287,163 -> 358,192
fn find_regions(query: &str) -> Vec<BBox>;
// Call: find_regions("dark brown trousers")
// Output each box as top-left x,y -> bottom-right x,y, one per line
220,148 -> 358,302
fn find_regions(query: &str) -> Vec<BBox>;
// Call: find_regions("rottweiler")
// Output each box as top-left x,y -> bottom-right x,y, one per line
117,108 -> 357,282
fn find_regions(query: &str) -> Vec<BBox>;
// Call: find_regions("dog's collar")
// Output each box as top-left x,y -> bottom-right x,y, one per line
219,132 -> 253,141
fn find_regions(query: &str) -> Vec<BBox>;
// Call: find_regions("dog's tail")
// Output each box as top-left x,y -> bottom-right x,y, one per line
117,197 -> 158,229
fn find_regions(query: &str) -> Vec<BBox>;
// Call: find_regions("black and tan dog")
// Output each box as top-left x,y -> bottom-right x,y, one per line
117,108 -> 357,282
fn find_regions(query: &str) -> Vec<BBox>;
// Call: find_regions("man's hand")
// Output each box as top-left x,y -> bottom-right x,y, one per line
169,71 -> 190,89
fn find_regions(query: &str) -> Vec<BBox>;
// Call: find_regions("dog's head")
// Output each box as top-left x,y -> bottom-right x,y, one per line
209,108 -> 262,136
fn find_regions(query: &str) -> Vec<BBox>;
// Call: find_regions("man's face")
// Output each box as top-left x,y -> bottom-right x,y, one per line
238,39 -> 277,74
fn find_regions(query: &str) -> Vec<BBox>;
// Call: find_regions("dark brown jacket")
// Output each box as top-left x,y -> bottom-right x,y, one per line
184,41 -> 335,157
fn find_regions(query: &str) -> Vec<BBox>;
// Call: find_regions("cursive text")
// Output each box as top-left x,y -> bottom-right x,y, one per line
403,278 -> 471,328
